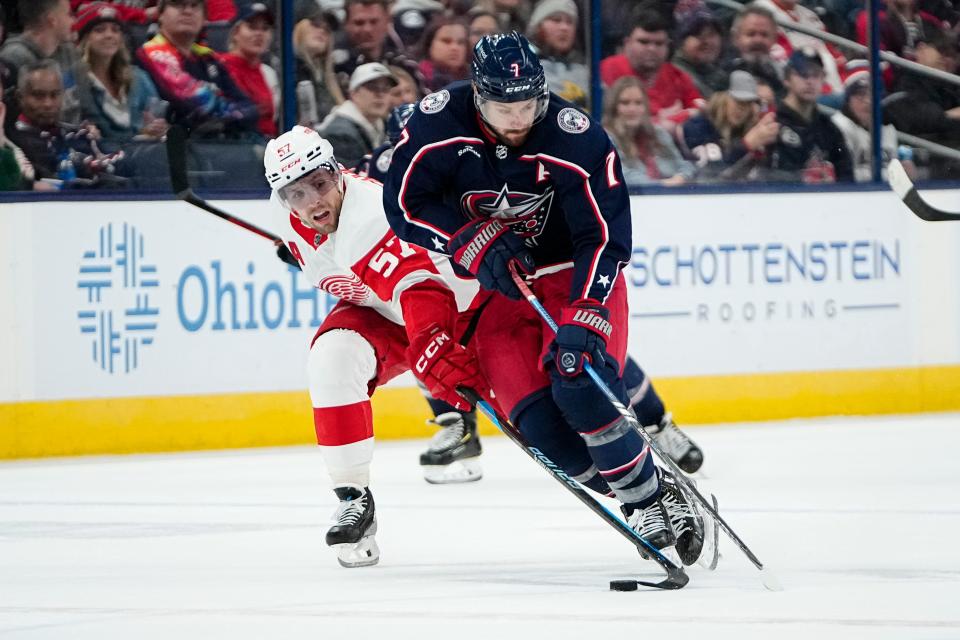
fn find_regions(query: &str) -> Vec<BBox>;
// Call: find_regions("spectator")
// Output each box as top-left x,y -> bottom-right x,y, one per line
467,8 -> 500,52
0,71 -> 36,189
671,7 -> 727,98
600,10 -> 704,130
475,0 -> 529,33
855,0 -> 944,60
0,0 -> 80,125
725,4 -> 785,98
333,0 -> 415,87
68,0 -> 157,26
219,2 -> 279,137
883,29 -> 960,176
753,0 -> 846,95
8,60 -> 126,186
73,2 -> 167,141
602,76 -> 696,186
387,63 -> 420,107
768,49 -> 853,182
320,61 -> 395,167
293,0 -> 343,127
391,0 -> 444,49
416,15 -> 468,92
526,0 -> 588,109
137,0 -> 259,138
831,66 -> 913,182
682,70 -> 781,180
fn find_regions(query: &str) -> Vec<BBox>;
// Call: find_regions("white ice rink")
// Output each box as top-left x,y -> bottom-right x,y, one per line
1,412 -> 958,639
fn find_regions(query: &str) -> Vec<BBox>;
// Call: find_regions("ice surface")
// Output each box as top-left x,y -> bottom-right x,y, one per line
1,413 -> 958,639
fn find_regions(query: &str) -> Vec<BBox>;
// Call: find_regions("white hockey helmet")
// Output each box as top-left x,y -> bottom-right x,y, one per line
264,126 -> 340,194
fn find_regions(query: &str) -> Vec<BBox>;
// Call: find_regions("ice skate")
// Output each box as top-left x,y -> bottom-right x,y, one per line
420,412 -> 482,484
658,468 -> 705,566
326,485 -> 379,568
647,412 -> 704,473
622,490 -> 680,566
624,468 -> 706,566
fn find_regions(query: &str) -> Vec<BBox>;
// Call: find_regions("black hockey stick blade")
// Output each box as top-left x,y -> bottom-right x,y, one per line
166,124 -> 191,197
888,158 -> 960,222
458,387 -> 689,591
165,125 -> 283,244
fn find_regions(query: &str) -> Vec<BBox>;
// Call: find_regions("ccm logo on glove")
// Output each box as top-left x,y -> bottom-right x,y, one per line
416,331 -> 451,373
455,219 -> 506,272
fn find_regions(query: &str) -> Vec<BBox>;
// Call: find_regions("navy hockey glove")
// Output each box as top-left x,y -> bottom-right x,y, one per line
448,218 -> 535,300
548,300 -> 613,377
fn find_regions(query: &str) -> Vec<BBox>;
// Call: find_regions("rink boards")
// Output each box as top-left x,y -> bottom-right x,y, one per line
2,189 -> 960,458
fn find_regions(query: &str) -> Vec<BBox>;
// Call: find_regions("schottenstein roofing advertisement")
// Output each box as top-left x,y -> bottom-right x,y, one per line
1,189 -> 959,456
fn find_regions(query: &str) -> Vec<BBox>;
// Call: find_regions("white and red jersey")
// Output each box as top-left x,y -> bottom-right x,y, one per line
273,172 -> 479,328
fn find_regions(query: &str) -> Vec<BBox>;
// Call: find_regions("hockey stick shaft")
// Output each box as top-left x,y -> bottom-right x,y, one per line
165,125 -> 284,244
888,158 -> 960,222
509,268 -> 776,582
458,387 -> 688,589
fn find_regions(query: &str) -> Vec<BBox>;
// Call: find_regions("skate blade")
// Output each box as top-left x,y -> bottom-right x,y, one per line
423,458 -> 482,485
697,494 -> 720,571
333,535 -> 380,568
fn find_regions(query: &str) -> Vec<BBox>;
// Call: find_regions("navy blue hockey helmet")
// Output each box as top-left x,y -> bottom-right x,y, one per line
386,102 -> 416,145
471,32 -> 549,126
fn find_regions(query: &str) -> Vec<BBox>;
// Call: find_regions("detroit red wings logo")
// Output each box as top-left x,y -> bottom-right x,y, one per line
318,274 -> 370,304
460,184 -> 554,239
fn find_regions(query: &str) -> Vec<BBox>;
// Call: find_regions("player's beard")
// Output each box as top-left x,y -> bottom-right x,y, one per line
495,127 -> 532,147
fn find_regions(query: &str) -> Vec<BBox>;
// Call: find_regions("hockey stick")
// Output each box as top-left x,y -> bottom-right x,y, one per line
457,387 -> 689,591
888,158 -> 960,222
509,267 -> 783,592
165,124 -> 285,243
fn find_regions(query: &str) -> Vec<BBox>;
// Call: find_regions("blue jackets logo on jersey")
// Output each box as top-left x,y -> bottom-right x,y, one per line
460,184 -> 555,239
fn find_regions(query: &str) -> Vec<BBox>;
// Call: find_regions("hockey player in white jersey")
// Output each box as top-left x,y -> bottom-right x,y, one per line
264,126 -> 487,568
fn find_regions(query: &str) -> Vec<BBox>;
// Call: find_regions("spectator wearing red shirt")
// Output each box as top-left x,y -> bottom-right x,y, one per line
599,10 -> 704,130
219,2 -> 278,137
855,0 -> 945,60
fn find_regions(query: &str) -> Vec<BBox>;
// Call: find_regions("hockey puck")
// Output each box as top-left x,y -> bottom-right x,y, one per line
609,579 -> 638,592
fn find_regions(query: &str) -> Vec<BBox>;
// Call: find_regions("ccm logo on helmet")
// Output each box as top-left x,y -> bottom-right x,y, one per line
505,84 -> 533,93
416,332 -> 451,373
281,158 -> 302,172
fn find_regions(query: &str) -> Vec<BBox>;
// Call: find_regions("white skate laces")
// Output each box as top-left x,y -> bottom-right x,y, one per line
651,413 -> 694,459
426,412 -> 465,453
331,493 -> 368,528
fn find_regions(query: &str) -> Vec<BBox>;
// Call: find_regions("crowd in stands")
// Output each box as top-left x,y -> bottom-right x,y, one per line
1,0 -> 958,191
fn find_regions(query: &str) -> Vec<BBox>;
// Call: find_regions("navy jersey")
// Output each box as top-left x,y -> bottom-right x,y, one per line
364,143 -> 396,183
382,81 -> 631,304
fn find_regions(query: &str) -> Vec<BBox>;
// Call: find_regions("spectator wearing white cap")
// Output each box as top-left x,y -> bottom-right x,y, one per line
320,61 -> 397,167
526,0 -> 588,109
682,70 -> 781,181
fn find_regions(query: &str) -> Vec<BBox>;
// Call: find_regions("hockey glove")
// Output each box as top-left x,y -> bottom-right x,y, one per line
408,324 -> 488,411
448,218 -> 535,300
276,243 -> 302,270
548,300 -> 613,378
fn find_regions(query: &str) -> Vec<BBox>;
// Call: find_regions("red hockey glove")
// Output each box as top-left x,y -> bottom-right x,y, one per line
408,324 -> 488,411
448,218 -> 535,300
547,299 -> 613,377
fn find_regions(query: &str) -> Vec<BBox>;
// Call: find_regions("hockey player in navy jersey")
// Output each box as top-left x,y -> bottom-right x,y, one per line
383,32 -> 706,564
